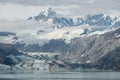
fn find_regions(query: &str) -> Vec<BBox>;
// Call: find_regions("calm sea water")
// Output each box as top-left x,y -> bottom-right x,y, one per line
0,70 -> 120,80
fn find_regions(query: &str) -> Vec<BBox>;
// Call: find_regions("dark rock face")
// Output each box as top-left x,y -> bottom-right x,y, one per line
14,39 -> 69,54
0,43 -> 21,56
59,28 -> 120,70
40,39 -> 69,53
0,49 -> 5,63
3,55 -> 19,65
0,43 -> 22,64
96,47 -> 120,70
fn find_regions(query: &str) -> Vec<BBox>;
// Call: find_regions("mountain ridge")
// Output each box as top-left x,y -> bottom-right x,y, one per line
28,8 -> 120,29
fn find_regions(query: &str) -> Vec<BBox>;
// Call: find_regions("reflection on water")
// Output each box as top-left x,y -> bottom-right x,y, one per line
0,70 -> 120,80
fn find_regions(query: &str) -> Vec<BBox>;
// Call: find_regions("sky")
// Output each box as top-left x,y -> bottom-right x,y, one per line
0,0 -> 120,32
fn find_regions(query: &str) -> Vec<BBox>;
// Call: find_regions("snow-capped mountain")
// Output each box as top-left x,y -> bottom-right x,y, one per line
28,8 -> 120,29
28,8 -> 74,28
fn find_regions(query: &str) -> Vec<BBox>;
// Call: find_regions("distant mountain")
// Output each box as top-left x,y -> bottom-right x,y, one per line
28,8 -> 120,29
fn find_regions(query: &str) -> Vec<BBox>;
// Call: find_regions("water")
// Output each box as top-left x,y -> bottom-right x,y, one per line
0,70 -> 120,80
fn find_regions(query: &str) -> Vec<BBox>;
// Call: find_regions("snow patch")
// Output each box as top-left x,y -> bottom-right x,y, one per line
86,60 -> 91,63
81,54 -> 86,57
115,33 -> 120,38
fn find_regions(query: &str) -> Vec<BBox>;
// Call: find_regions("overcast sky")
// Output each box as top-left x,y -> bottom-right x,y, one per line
0,0 -> 120,32
0,0 -> 120,20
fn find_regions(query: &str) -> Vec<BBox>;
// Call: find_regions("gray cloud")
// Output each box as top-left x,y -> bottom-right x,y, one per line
0,0 -> 119,8
0,20 -> 51,33
0,0 -> 120,18
0,0 -> 120,15
0,0 -> 68,6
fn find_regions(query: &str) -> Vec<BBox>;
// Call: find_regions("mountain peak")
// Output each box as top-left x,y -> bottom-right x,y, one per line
41,7 -> 56,17
28,7 -> 57,22
44,7 -> 52,13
